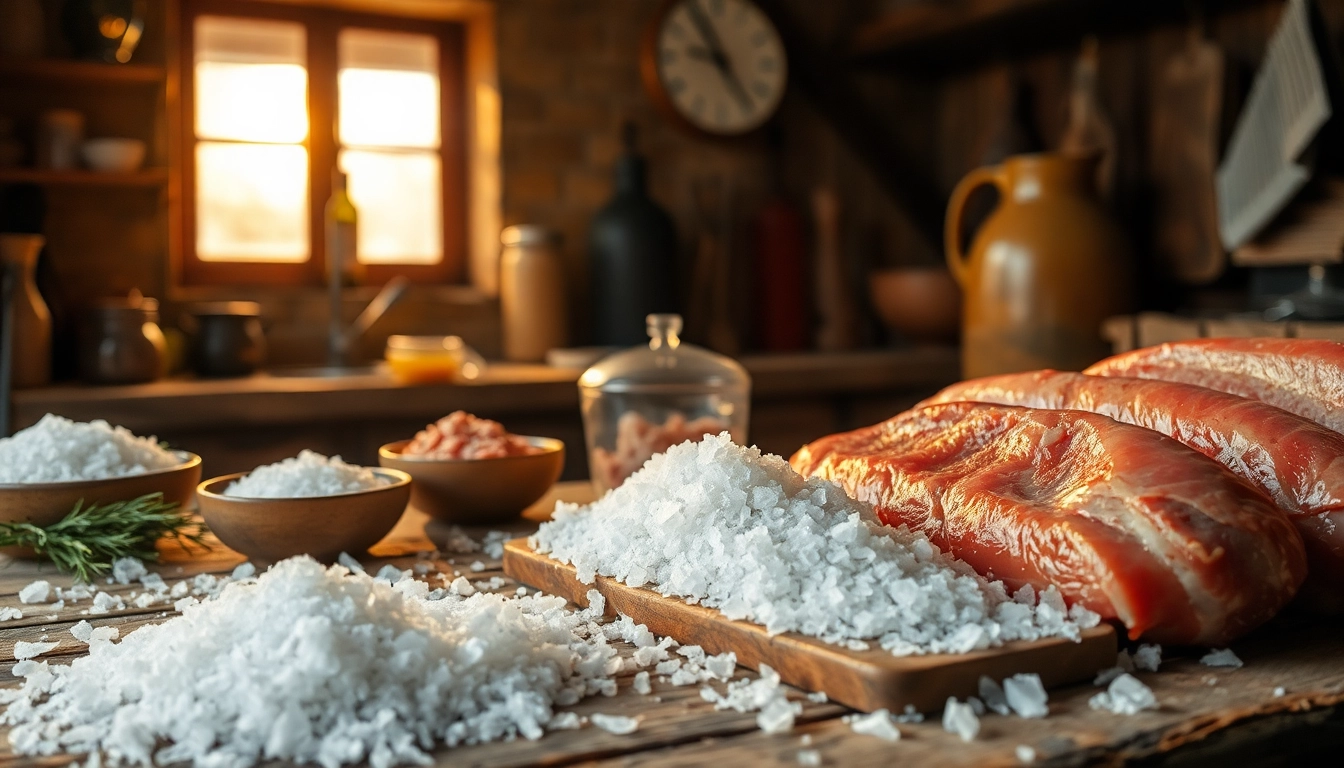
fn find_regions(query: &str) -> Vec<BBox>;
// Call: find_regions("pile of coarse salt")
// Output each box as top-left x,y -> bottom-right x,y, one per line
0,414 -> 180,484
533,434 -> 1101,656
0,557 -> 625,767
224,450 -> 390,498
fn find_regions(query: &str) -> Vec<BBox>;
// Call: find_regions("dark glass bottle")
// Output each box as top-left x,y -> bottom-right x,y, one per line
588,124 -> 679,346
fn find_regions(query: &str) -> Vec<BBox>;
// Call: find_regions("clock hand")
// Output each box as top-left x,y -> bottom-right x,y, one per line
685,0 -> 754,113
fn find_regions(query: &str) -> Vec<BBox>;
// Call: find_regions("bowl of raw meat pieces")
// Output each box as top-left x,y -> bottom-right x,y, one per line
379,411 -> 564,524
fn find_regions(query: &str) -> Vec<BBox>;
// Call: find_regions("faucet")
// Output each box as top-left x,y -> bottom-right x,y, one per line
328,275 -> 411,367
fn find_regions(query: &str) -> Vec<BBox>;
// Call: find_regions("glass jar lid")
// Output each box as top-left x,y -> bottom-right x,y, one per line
579,314 -> 750,395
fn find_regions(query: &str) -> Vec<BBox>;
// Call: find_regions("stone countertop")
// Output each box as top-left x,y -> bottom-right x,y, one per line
11,347 -> 960,433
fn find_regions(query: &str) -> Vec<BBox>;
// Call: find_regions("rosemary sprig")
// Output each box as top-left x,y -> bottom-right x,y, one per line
0,493 -> 210,582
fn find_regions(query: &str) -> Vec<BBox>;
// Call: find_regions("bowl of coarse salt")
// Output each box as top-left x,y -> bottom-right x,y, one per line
0,415 -> 202,540
378,411 -> 565,524
196,450 -> 411,563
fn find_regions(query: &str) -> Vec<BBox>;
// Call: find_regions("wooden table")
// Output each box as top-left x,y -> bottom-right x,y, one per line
3,482 -> 1344,767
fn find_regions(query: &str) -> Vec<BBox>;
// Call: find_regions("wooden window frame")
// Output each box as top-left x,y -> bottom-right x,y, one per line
176,0 -> 466,286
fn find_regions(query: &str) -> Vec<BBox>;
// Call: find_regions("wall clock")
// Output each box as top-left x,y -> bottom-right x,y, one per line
640,0 -> 788,138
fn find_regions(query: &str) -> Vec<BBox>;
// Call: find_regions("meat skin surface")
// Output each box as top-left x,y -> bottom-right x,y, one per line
790,403 -> 1307,645
920,371 -> 1344,612
1085,338 -> 1344,434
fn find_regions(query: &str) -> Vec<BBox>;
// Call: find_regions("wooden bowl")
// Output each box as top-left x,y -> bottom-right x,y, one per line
379,437 -> 564,525
195,468 -> 411,563
0,452 -> 203,528
868,267 -> 961,343
0,452 -> 203,558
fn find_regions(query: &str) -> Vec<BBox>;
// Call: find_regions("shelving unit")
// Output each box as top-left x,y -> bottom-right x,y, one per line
0,58 -> 165,85
0,167 -> 168,187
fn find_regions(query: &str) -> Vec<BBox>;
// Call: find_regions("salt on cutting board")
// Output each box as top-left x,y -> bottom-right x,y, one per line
504,434 -> 1117,713
504,540 -> 1116,713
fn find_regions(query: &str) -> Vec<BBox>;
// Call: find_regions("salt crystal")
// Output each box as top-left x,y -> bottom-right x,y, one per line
533,435 -> 1096,657
757,696 -> 798,733
449,576 -> 476,596
942,697 -> 979,741
895,704 -> 924,723
1088,673 -> 1157,715
547,712 -> 582,730
978,675 -> 1011,715
139,573 -> 168,594
87,627 -> 118,649
13,640 -> 58,660
848,709 -> 900,742
374,565 -> 408,584
591,713 -> 640,735
18,580 -> 50,604
70,621 -> 93,643
337,552 -> 365,573
172,596 -> 198,612
0,607 -> 22,621
968,696 -> 986,715
1016,744 -> 1037,765
1273,686 -> 1286,697
797,749 -> 822,766
111,558 -> 146,585
0,415 -> 179,483
483,531 -> 511,559
806,691 -> 828,703
470,561 -> 486,572
1134,644 -> 1162,672
801,734 -> 813,746
223,451 -> 388,498
1201,648 -> 1243,668
230,563 -> 256,580
1003,673 -> 1049,718
168,581 -> 189,599
655,659 -> 682,676
89,593 -> 122,615
633,671 -> 652,695
703,652 -> 736,681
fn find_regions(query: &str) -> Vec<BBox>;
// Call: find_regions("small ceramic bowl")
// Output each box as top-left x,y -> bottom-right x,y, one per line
379,437 -> 564,524
196,468 -> 412,563
0,452 -> 203,557
868,267 -> 961,343
81,138 -> 146,173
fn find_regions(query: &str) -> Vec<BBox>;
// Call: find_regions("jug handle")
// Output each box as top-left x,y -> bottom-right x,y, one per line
945,164 -> 1007,288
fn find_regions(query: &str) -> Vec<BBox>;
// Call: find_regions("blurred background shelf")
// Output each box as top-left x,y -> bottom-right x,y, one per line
0,167 -> 168,187
0,58 -> 165,85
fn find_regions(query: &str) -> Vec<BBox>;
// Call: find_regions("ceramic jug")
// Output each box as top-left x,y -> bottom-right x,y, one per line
946,153 -> 1131,378
0,234 -> 52,388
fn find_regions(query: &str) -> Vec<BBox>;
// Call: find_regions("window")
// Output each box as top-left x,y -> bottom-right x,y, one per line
178,0 -> 465,286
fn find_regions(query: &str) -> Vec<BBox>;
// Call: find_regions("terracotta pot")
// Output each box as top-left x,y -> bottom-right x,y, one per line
868,267 -> 961,343
946,152 -> 1132,378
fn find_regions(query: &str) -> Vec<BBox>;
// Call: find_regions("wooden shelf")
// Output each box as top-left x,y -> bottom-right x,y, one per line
0,167 -> 168,187
0,58 -> 165,85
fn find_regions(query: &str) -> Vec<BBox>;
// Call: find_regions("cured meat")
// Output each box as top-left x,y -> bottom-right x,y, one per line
1085,338 -> 1344,433
920,371 -> 1344,612
791,403 -> 1307,645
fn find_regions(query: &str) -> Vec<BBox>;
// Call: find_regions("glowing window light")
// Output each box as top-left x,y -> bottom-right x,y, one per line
196,142 -> 309,262
194,17 -> 308,143
339,28 -> 443,265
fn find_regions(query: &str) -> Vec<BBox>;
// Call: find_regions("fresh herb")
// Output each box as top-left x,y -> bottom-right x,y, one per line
0,493 -> 209,582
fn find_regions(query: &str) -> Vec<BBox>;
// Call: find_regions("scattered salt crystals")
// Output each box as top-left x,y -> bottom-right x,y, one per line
449,576 -> 476,596
895,704 -> 924,723
590,713 -> 640,735
0,414 -> 180,483
230,562 -> 256,580
483,531 -> 511,559
797,749 -> 822,766
1134,644 -> 1162,672
1016,744 -> 1037,765
442,527 -> 482,554
846,709 -> 901,742
18,580 -> 50,604
12,640 -> 58,660
89,592 -> 123,615
801,734 -> 813,746
806,691 -> 829,703
978,675 -> 1011,715
60,583 -> 94,601
338,552 -> 365,573
223,450 -> 389,498
1205,676 -> 1218,686
112,557 -> 147,585
70,620 -> 93,643
172,596 -> 198,612
1201,648 -> 1243,668
534,435 -> 1099,656
139,573 -> 168,594
516,587 -> 529,596
1273,686 -> 1287,697
168,581 -> 189,599
413,562 -> 432,575
0,557 -> 631,767
701,664 -> 801,734
1088,673 -> 1158,715
0,607 -> 22,621
375,564 -> 410,584
942,697 -> 980,741
1003,673 -> 1049,718
470,561 -> 486,572
547,712 -> 582,730
633,670 -> 652,695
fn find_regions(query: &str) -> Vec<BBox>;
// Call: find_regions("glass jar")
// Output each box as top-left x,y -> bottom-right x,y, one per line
579,313 -> 750,493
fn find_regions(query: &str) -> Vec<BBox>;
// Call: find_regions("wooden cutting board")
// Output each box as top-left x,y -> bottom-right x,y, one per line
503,539 -> 1118,713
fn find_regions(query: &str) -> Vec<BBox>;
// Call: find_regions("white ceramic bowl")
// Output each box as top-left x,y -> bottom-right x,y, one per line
82,138 -> 146,173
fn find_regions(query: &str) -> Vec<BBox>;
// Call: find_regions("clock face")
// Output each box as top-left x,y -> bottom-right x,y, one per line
654,0 -> 787,136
